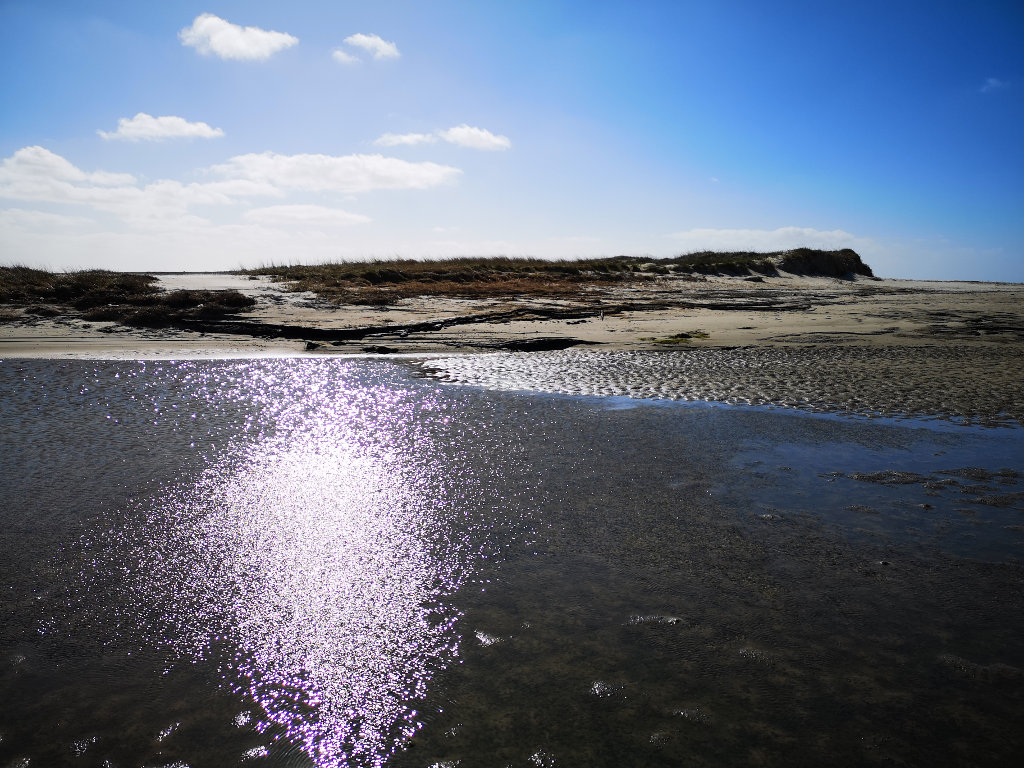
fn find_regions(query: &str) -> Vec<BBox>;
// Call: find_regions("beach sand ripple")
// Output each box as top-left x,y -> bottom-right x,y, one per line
422,346 -> 1024,425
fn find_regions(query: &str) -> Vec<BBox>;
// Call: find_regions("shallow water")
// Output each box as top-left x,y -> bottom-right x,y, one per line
1,358 -> 1022,767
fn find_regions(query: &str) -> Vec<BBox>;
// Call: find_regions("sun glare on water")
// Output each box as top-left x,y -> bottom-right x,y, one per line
86,362 -> 483,767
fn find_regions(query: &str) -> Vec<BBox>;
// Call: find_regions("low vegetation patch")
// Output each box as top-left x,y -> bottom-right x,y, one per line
0,266 -> 255,328
241,249 -> 872,304
79,288 -> 256,327
0,266 -> 160,305
642,330 -> 711,344
241,256 -> 625,305
775,248 -> 873,277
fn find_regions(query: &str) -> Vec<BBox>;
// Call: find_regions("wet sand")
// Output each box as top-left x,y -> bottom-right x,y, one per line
1,272 -> 1022,423
421,345 -> 1024,425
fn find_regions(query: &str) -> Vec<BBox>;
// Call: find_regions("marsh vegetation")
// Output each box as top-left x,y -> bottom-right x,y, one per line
241,248 -> 873,306
0,266 -> 255,327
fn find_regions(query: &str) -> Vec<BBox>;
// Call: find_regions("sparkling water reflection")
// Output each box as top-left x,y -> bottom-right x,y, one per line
49,360 -> 517,767
128,423 -> 448,764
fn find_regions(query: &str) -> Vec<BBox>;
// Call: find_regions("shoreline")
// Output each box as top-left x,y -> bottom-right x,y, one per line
3,272 -> 1022,425
2,272 -> 1021,357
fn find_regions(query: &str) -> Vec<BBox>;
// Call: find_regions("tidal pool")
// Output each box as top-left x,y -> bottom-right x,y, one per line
1,358 -> 1021,767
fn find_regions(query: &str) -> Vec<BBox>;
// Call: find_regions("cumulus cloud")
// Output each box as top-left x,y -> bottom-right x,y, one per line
666,226 -> 867,252
98,113 -> 225,141
0,146 -> 279,223
179,13 -> 298,61
374,125 -> 511,151
437,125 -> 511,151
1,147 -> 458,225
331,48 -> 359,65
342,33 -> 400,60
981,77 -> 1009,93
211,151 -> 461,193
243,204 -> 371,227
1,146 -> 136,187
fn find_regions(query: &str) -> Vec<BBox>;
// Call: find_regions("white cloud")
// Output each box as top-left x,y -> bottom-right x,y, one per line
0,146 -> 280,224
0,148 -> 457,226
0,147 -> 466,270
666,226 -> 869,252
1,146 -> 135,187
98,113 -> 225,142
342,33 -> 400,60
374,132 -> 438,147
437,124 -> 511,151
211,152 -> 461,193
374,125 -> 511,151
131,179 -> 281,214
981,77 -> 1009,93
331,48 -> 359,65
179,13 -> 298,61
243,204 -> 370,227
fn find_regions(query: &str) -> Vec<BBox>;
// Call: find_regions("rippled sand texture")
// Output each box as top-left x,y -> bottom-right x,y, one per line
422,346 -> 1024,425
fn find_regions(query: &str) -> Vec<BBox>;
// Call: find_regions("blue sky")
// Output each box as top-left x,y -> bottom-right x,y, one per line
1,1 -> 1021,279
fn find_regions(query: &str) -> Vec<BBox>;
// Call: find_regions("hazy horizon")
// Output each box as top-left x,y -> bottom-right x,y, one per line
1,1 -> 1021,281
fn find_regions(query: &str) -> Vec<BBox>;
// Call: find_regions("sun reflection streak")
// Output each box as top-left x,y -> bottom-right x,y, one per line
101,362 -> 480,767
214,439 -> 445,764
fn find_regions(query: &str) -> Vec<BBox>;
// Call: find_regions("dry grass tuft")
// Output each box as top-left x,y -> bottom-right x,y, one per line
0,266 -> 160,305
0,266 -> 256,328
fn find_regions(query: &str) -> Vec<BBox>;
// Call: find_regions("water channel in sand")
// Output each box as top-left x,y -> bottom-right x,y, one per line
1,357 -> 1022,767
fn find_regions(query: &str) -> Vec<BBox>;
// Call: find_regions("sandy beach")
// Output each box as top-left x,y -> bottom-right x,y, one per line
2,270 -> 1023,423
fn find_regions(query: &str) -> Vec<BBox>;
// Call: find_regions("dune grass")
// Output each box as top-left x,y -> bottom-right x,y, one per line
240,249 -> 872,305
0,265 -> 160,305
241,256 -> 626,305
0,266 -> 256,327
